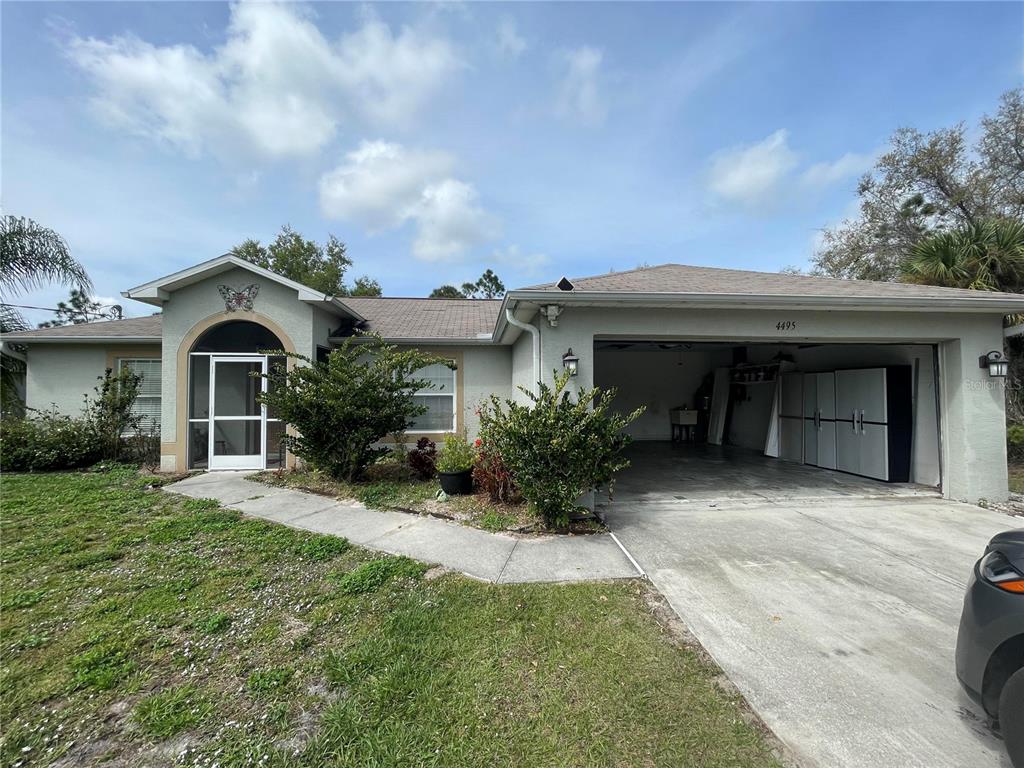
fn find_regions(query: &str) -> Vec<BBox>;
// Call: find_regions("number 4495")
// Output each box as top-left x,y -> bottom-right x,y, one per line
776,320 -> 797,331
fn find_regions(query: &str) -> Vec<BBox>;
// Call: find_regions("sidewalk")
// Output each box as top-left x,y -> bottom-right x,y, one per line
165,473 -> 641,584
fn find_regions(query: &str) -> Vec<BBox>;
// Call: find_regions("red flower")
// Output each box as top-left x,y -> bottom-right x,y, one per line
474,438 -> 482,447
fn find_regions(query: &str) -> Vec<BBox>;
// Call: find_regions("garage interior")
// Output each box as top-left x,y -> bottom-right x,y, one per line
593,340 -> 942,501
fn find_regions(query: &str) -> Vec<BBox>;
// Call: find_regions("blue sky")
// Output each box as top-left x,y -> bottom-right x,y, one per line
3,1 -> 1022,323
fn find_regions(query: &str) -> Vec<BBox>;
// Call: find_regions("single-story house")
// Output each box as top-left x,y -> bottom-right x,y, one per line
5,254 -> 1023,503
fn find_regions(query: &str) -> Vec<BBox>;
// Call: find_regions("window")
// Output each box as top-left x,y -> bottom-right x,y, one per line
409,362 -> 456,433
118,359 -> 161,433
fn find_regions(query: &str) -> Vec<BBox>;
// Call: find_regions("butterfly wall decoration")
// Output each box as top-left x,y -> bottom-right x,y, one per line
218,284 -> 259,312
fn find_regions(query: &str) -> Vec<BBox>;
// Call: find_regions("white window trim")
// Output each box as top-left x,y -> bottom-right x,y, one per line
407,359 -> 457,434
117,358 -> 161,435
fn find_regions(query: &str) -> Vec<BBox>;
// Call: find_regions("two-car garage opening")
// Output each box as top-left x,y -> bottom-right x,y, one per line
593,340 -> 942,498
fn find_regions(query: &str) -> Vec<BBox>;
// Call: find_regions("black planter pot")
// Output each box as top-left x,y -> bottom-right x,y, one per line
438,469 -> 473,495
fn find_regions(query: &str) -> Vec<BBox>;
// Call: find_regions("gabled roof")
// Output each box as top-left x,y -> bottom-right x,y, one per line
2,315 -> 162,343
122,254 -> 364,319
332,298 -> 501,343
518,263 -> 1024,302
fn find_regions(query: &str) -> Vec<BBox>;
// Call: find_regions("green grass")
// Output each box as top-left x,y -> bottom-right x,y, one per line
1009,463 -> 1024,494
0,467 -> 780,767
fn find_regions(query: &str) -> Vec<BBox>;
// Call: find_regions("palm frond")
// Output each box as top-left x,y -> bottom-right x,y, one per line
0,216 -> 92,297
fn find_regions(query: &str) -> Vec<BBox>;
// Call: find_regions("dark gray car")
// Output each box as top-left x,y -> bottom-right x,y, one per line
957,528 -> 1024,766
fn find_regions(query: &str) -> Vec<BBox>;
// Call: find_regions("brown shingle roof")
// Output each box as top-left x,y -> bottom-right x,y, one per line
3,315 -> 163,341
518,263 -> 1024,300
340,297 -> 501,340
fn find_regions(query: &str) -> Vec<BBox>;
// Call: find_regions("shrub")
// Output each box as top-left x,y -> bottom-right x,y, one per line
407,437 -> 437,479
0,411 -> 100,471
435,433 -> 475,473
85,367 -> 143,462
478,371 -> 643,528
258,336 -> 451,482
363,449 -> 413,482
473,441 -> 521,503
1009,423 -> 1024,463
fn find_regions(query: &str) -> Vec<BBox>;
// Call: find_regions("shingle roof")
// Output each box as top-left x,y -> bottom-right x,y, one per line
518,263 -> 1024,300
3,315 -> 163,341
339,297 -> 502,340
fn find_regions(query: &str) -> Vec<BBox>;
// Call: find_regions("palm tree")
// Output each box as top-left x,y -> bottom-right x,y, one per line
902,218 -> 1024,294
1,216 -> 92,414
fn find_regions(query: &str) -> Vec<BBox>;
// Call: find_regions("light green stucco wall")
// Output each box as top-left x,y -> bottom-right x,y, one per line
24,344 -> 108,415
24,343 -> 161,417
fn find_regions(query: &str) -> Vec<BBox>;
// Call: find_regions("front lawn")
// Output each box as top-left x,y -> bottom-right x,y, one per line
1,468 -> 781,767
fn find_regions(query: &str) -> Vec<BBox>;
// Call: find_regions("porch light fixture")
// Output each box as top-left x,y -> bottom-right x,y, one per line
979,350 -> 1009,378
562,348 -> 579,377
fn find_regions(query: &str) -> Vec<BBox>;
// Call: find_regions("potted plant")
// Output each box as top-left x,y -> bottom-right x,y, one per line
436,434 -> 475,495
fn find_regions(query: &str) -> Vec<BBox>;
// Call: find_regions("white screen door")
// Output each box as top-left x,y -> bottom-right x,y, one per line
209,356 -> 265,470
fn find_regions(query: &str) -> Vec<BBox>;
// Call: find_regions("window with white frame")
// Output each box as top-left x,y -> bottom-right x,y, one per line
408,361 -> 456,433
118,359 -> 161,433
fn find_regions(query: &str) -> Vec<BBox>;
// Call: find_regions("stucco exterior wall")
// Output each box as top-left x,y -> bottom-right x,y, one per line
461,346 -> 513,436
510,327 -> 536,404
534,305 -> 1007,502
159,267 -> 315,471
24,344 -> 108,415
311,306 -> 338,356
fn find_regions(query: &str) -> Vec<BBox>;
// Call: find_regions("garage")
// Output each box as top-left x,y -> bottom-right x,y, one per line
593,339 -> 942,497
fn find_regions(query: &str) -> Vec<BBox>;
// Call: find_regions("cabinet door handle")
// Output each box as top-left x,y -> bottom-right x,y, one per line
852,410 -> 858,432
858,410 -> 865,434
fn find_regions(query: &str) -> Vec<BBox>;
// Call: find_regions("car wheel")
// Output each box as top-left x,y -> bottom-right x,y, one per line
1001,667 -> 1024,768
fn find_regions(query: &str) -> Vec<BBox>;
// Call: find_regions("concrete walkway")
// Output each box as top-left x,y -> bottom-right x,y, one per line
165,472 -> 640,584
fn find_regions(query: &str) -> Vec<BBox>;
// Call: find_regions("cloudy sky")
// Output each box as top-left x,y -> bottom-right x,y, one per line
3,1 -> 1021,323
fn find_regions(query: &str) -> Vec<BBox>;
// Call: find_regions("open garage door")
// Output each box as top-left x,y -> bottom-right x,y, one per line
594,340 -> 941,492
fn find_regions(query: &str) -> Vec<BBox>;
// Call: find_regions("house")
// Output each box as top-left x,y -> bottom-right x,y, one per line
5,254 -> 1023,503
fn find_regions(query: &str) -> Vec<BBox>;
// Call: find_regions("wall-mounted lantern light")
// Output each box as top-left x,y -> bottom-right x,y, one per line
562,348 -> 579,377
979,350 -> 1009,378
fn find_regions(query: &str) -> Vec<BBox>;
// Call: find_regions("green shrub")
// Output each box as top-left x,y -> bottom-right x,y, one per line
478,371 -> 643,528
85,367 -> 143,461
1009,423 -> 1024,463
257,336 -> 452,482
435,433 -> 475,473
0,411 -> 100,471
0,367 -> 148,471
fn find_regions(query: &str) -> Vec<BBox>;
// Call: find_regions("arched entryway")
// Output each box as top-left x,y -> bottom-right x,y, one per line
186,320 -> 287,470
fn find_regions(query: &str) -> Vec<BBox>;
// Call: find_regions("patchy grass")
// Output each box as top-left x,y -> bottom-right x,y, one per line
1,468 -> 781,767
250,469 -> 588,534
1009,463 -> 1024,494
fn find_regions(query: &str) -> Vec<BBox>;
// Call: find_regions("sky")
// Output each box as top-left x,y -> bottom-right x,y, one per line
2,1 -> 1022,324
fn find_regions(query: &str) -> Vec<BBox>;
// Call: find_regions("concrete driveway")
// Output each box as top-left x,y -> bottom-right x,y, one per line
599,447 -> 1016,768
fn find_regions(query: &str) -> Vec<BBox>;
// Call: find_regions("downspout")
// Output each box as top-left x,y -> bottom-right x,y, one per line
505,307 -> 539,395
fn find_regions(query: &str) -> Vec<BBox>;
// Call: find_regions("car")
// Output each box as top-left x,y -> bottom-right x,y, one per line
956,528 -> 1024,767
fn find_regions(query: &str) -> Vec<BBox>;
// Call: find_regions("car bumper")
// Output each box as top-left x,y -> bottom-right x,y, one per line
956,560 -> 1023,717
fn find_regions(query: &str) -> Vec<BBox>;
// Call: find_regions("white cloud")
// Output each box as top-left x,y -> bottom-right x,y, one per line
319,141 -> 455,230
800,151 -> 875,187
65,3 -> 459,160
319,140 -> 498,261
496,17 -> 527,58
413,179 -> 499,262
708,129 -> 799,207
491,244 -> 549,275
556,46 -> 607,125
